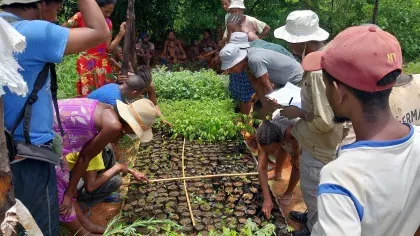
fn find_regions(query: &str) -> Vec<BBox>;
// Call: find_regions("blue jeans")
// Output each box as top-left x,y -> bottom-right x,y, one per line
12,158 -> 59,235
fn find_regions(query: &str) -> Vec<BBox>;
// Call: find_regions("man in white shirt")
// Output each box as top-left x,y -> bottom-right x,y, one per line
303,25 -> 420,236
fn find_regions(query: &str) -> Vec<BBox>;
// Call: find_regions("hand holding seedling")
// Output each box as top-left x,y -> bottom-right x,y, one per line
129,169 -> 149,182
262,198 -> 273,219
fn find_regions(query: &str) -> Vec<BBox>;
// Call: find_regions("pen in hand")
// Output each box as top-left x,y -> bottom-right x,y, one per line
289,97 -> 294,106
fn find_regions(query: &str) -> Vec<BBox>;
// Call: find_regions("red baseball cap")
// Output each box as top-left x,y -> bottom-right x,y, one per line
302,25 -> 402,92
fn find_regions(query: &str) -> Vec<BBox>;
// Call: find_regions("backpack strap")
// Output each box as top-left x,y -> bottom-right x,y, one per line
10,63 -> 64,144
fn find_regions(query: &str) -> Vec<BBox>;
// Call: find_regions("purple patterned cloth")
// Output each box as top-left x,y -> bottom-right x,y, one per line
54,98 -> 99,156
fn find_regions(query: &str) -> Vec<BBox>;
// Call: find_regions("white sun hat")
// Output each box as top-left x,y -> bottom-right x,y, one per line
274,10 -> 329,43
229,0 -> 246,9
219,43 -> 248,70
116,98 -> 159,143
0,0 -> 38,6
229,32 -> 250,49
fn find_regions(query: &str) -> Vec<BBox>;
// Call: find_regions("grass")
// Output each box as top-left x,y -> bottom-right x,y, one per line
57,55 -> 78,99
403,62 -> 420,74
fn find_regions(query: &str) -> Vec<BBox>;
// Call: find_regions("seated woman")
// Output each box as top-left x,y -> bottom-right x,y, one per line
55,98 -> 159,235
199,29 -> 218,53
256,115 -> 300,219
188,39 -> 201,61
160,30 -> 187,64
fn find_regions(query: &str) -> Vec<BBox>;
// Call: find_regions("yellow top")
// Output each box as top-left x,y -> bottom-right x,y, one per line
291,70 -> 346,164
66,152 -> 105,171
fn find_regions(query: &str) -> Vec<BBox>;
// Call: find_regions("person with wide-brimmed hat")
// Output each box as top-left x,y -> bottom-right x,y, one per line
0,0 -> 110,233
54,98 -> 159,234
219,35 -> 303,117
274,10 -> 346,236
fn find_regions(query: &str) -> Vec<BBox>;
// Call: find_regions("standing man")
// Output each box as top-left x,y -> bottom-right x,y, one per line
303,25 -> 420,236
0,0 -> 110,234
275,10 -> 345,236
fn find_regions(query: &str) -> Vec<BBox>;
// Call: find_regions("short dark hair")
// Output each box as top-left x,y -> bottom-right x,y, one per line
257,120 -> 284,146
96,0 -> 116,7
1,1 -> 39,9
323,69 -> 401,122
204,29 -> 212,35
127,65 -> 152,91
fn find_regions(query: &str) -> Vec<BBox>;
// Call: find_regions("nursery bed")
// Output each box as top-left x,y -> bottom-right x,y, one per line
122,131 -> 290,235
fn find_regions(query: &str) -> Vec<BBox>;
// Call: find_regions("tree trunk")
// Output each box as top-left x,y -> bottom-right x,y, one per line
0,96 -> 16,223
121,0 -> 136,76
372,0 -> 380,24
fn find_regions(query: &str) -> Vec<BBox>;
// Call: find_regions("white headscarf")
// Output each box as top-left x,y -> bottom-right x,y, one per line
0,17 -> 28,97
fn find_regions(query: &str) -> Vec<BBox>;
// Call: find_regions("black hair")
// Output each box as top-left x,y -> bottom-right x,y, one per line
168,29 -> 175,35
126,65 -> 152,92
95,0 -> 116,7
113,104 -> 128,125
323,69 -> 401,122
204,29 -> 212,35
227,13 -> 243,25
257,120 -> 284,146
1,2 -> 39,9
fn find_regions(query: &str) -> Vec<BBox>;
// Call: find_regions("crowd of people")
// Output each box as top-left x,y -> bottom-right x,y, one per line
0,0 -> 420,235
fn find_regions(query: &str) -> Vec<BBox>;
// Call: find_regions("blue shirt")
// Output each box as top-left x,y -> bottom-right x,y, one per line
87,83 -> 122,106
1,13 -> 69,145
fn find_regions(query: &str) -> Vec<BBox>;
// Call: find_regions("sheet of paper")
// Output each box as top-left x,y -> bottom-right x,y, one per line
266,82 -> 301,108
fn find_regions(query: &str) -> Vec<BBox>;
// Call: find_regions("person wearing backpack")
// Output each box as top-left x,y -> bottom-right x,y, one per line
0,0 -> 110,234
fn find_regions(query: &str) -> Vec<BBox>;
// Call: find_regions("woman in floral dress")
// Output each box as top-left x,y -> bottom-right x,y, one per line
63,0 -> 126,97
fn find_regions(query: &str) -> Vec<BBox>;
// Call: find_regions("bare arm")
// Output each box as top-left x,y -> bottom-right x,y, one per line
83,163 -> 125,193
64,0 -> 111,55
109,58 -> 121,70
257,144 -> 273,219
161,41 -> 169,57
107,22 -> 126,53
177,40 -> 186,55
64,110 -> 121,200
248,72 -> 273,118
258,25 -> 271,39
142,84 -> 157,105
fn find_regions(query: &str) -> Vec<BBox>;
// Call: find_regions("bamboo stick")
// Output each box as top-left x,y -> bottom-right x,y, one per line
181,138 -> 196,226
148,172 -> 259,183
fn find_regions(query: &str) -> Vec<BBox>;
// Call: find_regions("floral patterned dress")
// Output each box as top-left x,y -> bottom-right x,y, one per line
66,12 -> 114,97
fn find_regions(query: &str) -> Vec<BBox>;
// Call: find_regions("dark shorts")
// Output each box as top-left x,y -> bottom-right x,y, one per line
12,159 -> 59,236
228,71 -> 255,102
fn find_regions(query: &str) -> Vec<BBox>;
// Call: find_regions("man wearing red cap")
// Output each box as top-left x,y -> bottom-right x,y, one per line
303,25 -> 420,236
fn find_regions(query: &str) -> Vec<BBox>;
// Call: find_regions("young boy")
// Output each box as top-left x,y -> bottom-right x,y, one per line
303,25 -> 420,236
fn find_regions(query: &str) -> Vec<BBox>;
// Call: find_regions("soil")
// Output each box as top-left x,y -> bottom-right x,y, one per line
121,130 -> 290,235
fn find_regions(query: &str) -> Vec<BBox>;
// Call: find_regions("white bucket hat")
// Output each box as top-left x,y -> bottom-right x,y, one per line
0,0 -> 38,6
229,0 -> 245,9
116,98 -> 159,143
229,32 -> 250,48
219,43 -> 248,70
274,10 -> 329,43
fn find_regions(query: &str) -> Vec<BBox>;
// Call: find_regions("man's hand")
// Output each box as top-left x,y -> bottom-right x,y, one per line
262,198 -> 273,219
129,168 -> 149,182
280,106 -> 305,120
118,22 -> 126,36
59,192 -> 73,217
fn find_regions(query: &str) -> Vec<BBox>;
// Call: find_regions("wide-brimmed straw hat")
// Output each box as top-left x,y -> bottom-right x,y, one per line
0,0 -> 38,6
229,0 -> 246,9
219,43 -> 248,70
116,99 -> 159,143
274,10 -> 329,43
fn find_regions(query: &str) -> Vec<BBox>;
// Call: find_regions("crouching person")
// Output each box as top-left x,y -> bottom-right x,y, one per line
54,98 -> 158,235
257,115 -> 301,218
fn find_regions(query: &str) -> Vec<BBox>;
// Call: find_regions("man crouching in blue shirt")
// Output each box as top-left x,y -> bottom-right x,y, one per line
0,0 -> 110,234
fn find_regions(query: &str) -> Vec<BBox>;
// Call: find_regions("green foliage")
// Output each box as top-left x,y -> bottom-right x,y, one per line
207,219 -> 276,236
153,66 -> 229,100
403,62 -> 420,75
159,99 -> 241,142
56,55 -> 78,99
103,216 -> 182,235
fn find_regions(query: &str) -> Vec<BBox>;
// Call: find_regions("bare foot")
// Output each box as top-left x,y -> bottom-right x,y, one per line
278,193 -> 293,206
